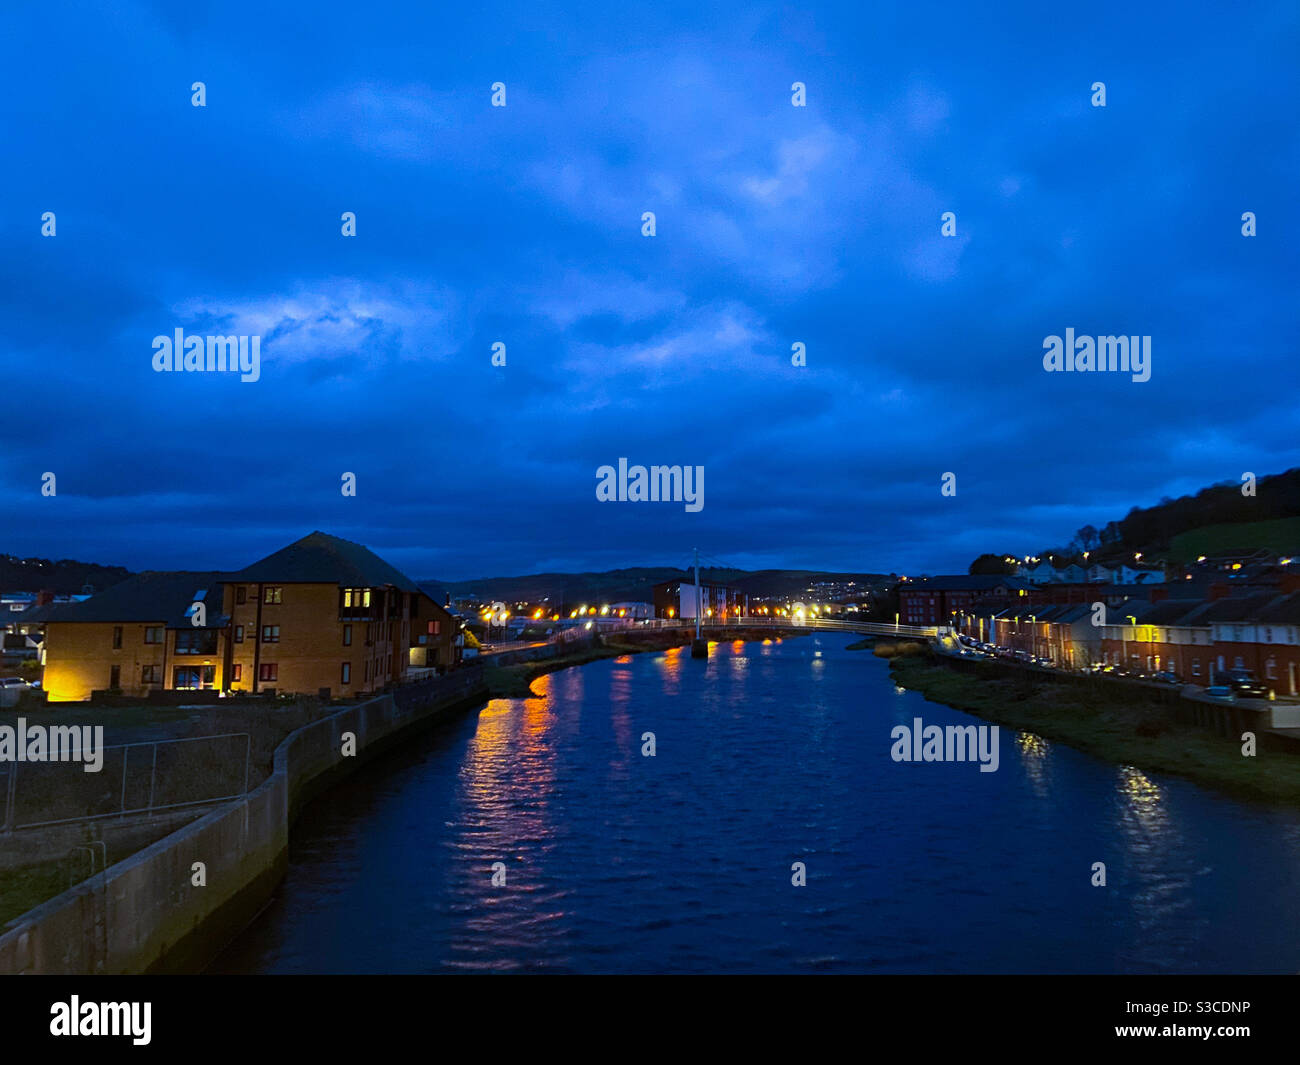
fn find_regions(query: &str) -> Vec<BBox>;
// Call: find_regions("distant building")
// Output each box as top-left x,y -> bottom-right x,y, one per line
899,575 -> 1029,627
610,601 -> 654,618
653,580 -> 746,620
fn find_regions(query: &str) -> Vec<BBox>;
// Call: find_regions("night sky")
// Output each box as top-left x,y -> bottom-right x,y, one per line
2,1 -> 1296,581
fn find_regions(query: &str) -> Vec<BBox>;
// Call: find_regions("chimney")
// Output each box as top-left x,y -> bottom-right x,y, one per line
1209,581 -> 1230,601
36,588 -> 54,606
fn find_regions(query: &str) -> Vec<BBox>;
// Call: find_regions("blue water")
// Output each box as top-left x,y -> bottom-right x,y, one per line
211,635 -> 1300,973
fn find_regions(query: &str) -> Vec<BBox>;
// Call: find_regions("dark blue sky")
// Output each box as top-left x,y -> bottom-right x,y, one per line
2,1 -> 1296,580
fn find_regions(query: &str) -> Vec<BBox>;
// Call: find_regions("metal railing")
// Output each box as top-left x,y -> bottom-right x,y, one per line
2,732 -> 251,833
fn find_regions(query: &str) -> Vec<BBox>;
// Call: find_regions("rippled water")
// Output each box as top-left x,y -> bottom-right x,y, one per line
212,635 -> 1300,973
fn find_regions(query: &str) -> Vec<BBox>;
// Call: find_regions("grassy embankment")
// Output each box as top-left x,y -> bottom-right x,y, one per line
0,696 -> 337,928
884,649 -> 1300,805
484,628 -> 809,697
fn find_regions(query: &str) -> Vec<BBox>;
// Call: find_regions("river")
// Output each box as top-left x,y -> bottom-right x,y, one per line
210,634 -> 1300,973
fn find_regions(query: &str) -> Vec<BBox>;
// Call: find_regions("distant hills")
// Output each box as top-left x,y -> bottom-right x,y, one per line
970,467 -> 1300,573
428,568 -> 894,605
0,555 -> 133,595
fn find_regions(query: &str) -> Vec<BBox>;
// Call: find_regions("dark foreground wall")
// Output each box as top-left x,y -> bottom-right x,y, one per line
0,666 -> 487,974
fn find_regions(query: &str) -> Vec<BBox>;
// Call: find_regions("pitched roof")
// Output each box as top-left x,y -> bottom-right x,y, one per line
1124,599 -> 1212,626
1256,592 -> 1300,625
1194,593 -> 1287,624
29,571 -> 229,627
232,531 -> 418,590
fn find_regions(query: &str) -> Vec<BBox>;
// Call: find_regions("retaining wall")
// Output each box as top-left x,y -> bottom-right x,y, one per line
0,665 -> 487,974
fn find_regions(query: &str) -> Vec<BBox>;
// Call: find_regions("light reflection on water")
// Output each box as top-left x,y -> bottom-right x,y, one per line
213,636 -> 1300,974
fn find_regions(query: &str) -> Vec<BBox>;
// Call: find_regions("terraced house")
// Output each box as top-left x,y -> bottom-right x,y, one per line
29,532 -> 460,702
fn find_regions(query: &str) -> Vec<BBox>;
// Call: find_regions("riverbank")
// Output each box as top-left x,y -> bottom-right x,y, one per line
0,668 -> 488,973
484,628 -> 809,697
892,654 -> 1300,805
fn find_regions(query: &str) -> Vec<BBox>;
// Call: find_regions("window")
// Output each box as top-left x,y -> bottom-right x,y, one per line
258,663 -> 278,682
1267,657 -> 1278,680
142,664 -> 160,684
110,664 -> 121,689
112,626 -> 122,649
343,588 -> 371,609
264,586 -> 282,604
364,661 -> 369,682
235,625 -> 244,643
231,664 -> 242,682
1234,656 -> 1245,670
175,629 -> 218,655
341,663 -> 351,684
144,626 -> 163,644
236,585 -> 247,605
1265,628 -> 1273,643
343,624 -> 352,647
261,625 -> 280,643
1192,658 -> 1201,677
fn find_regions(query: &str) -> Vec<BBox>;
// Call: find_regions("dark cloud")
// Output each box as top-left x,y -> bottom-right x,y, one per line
1,0 -> 1296,580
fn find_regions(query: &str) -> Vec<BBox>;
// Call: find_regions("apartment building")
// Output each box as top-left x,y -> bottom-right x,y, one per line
34,532 -> 461,702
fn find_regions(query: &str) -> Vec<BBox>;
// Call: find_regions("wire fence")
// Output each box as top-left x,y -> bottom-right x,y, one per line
1,732 -> 250,833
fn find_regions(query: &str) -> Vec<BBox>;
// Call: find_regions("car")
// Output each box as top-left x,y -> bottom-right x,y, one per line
0,677 -> 30,689
1151,670 -> 1182,685
1222,670 -> 1271,699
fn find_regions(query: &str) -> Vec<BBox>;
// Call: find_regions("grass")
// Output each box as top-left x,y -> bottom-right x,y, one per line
892,655 -> 1300,805
1167,516 -> 1300,562
0,696 -> 339,830
0,862 -> 67,928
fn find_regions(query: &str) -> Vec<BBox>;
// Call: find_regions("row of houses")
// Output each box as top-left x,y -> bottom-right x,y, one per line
902,569 -> 1300,693
1015,560 -> 1166,585
5,532 -> 465,702
987,593 -> 1300,693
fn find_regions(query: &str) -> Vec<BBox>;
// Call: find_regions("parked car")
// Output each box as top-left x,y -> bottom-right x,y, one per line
1222,670 -> 1271,699
1151,670 -> 1183,685
0,677 -> 31,689
1205,685 -> 1237,702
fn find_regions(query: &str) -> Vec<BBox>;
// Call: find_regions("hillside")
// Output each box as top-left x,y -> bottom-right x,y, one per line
971,466 -> 1300,572
1167,517 -> 1300,563
0,555 -> 133,595
429,568 -> 893,605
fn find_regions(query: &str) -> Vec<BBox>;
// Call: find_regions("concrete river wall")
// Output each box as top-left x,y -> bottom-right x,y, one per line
0,666 -> 488,974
